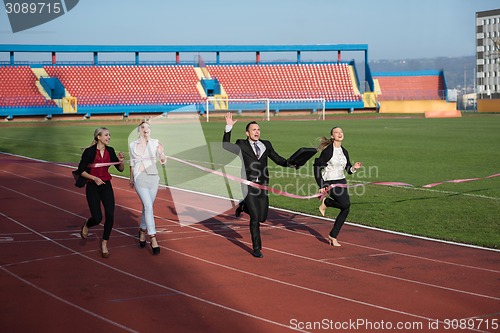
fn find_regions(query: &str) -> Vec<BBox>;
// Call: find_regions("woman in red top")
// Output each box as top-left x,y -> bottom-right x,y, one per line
75,127 -> 124,258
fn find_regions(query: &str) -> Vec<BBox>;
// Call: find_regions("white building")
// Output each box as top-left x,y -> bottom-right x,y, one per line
476,9 -> 500,99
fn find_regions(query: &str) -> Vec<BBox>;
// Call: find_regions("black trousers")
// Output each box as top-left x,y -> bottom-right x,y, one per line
242,185 -> 269,251
85,180 -> 115,240
323,178 -> 351,238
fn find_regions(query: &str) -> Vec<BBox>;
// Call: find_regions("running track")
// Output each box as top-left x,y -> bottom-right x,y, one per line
0,154 -> 499,333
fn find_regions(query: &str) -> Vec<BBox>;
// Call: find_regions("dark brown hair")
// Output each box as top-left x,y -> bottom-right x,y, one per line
245,121 -> 258,132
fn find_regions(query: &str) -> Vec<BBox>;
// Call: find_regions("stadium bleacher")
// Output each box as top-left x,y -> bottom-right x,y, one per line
0,44 -> 458,119
43,65 -> 202,106
1,63 -> 448,115
0,66 -> 55,108
1,45 -> 455,119
375,73 -> 445,101
207,63 -> 361,102
1,63 -> 364,112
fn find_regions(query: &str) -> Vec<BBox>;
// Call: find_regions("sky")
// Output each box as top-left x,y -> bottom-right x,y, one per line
0,0 -> 498,61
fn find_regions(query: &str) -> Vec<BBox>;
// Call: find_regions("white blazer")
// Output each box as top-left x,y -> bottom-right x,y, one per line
129,138 -> 160,181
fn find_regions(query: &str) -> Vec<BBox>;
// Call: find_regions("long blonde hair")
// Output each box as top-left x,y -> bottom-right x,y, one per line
316,126 -> 338,151
91,127 -> 109,146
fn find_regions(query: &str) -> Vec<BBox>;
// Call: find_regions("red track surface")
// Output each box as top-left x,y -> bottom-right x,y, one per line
1,154 -> 499,333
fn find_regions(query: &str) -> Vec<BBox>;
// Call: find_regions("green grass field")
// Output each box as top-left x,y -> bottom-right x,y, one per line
1,113 -> 499,248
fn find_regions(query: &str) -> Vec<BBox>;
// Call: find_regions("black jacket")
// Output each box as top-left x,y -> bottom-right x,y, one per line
313,144 -> 354,188
75,144 -> 121,176
222,130 -> 288,185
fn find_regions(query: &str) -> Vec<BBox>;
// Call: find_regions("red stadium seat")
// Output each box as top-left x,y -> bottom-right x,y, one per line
205,63 -> 361,102
375,75 -> 444,101
43,65 -> 202,106
0,66 -> 57,107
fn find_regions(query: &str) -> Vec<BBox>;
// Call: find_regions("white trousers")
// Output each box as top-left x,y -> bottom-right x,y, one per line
135,173 -> 160,235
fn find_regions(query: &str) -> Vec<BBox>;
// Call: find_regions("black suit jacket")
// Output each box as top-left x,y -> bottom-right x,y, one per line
222,130 -> 288,185
313,144 -> 354,188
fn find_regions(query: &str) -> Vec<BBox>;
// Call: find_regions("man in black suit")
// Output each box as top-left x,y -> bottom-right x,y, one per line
222,112 -> 291,258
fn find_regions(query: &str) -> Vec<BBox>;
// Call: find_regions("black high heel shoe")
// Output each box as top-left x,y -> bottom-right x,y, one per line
150,235 -> 160,255
139,228 -> 147,248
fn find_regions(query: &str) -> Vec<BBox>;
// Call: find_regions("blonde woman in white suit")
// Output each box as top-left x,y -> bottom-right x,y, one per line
129,120 -> 166,255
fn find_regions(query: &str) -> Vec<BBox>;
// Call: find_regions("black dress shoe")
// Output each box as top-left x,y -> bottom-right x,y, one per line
235,205 -> 243,218
252,250 -> 263,258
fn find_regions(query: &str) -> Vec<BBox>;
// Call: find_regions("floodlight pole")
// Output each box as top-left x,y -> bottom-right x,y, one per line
322,98 -> 326,120
206,98 -> 210,122
266,99 -> 270,121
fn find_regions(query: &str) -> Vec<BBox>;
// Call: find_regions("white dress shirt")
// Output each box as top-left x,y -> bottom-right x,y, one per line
322,146 -> 348,181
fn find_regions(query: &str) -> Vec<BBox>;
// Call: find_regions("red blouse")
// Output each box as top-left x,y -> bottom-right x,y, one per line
88,148 -> 112,182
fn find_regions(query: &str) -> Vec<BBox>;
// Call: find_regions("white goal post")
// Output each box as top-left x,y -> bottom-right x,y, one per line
204,97 -> 326,122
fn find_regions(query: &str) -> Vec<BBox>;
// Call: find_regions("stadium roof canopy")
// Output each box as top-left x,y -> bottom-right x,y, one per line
0,44 -> 368,53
